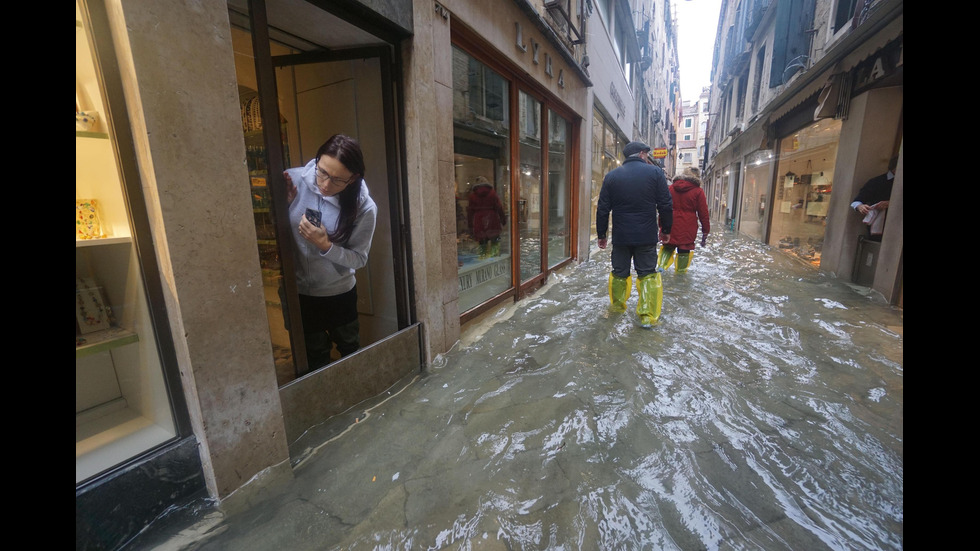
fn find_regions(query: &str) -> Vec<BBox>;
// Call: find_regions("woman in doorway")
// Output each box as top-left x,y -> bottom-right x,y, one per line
283,134 -> 377,369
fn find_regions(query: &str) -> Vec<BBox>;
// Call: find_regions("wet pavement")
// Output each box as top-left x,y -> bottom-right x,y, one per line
128,231 -> 903,550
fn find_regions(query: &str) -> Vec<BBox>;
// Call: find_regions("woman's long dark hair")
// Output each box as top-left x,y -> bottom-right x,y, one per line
317,134 -> 365,244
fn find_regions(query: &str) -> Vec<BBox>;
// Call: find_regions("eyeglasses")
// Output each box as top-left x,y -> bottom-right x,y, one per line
314,166 -> 357,187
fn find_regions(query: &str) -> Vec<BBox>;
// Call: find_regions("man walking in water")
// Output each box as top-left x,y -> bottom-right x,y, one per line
596,141 -> 673,327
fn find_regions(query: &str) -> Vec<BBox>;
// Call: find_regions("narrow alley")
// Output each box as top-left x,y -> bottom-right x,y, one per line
132,230 -> 903,551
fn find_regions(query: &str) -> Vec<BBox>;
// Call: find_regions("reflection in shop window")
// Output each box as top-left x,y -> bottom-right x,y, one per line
548,110 -> 571,268
518,91 -> 543,283
453,47 -> 513,313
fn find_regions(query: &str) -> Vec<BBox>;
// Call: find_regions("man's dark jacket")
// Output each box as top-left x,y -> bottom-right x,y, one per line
852,172 -> 893,206
596,157 -> 673,245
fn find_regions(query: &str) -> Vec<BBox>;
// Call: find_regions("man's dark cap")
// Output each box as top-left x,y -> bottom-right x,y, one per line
623,141 -> 651,157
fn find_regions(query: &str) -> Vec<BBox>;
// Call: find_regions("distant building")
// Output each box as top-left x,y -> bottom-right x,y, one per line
676,86 -> 710,174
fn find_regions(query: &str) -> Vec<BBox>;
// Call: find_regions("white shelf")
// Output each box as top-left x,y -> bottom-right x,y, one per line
75,236 -> 132,248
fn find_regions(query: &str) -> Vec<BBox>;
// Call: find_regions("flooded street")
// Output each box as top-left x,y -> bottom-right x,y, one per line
141,231 -> 903,551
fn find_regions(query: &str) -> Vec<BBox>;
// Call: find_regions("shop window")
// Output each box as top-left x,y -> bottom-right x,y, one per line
519,91 -> 544,283
453,48 -> 513,313
590,107 -> 627,240
769,119 -> 842,266
76,2 -> 178,484
738,149 -> 774,240
548,110 -> 572,268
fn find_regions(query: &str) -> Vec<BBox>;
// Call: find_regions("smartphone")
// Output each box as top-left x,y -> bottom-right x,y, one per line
305,208 -> 321,227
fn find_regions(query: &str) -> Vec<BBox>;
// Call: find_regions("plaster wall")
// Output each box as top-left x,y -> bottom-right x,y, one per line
107,0 -> 290,500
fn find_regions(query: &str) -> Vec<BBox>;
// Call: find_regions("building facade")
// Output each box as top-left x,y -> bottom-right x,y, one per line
587,0 -> 681,238
76,0 -> 684,548
704,0 -> 902,304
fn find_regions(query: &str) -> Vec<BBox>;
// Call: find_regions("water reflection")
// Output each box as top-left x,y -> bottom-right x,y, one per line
148,232 -> 903,550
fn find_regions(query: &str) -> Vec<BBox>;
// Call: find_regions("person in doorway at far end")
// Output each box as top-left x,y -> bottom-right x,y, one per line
596,141 -> 673,327
658,166 -> 710,273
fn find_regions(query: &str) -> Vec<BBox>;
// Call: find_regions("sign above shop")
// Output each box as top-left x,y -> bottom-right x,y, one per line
652,148 -> 667,159
515,21 -> 565,88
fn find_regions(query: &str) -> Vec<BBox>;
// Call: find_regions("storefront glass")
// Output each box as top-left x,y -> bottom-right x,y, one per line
768,119 -> 842,266
76,2 -> 177,484
589,106 -> 626,240
738,149 -> 774,240
452,47 -> 513,313
547,109 -> 572,268
519,91 -> 544,282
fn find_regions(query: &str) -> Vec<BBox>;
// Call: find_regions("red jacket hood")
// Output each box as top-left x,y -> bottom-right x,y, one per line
671,179 -> 700,193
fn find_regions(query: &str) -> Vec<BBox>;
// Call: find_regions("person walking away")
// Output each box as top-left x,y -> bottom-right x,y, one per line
282,134 -> 378,370
850,156 -> 898,242
466,176 -> 507,259
596,141 -> 673,327
658,167 -> 710,273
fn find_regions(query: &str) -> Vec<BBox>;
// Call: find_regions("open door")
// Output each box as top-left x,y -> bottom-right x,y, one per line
230,0 -> 418,443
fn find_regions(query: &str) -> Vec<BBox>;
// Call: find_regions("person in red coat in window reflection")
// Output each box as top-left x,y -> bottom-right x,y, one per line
466,176 -> 507,259
658,167 -> 710,273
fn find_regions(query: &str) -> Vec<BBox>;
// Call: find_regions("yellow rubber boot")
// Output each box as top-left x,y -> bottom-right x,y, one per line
676,251 -> 693,274
608,274 -> 632,312
636,273 -> 663,327
658,246 -> 675,271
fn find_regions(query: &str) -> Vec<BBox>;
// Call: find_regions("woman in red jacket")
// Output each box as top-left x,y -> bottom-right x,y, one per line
659,167 -> 710,273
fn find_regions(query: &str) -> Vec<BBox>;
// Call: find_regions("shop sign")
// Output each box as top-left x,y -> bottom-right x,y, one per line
515,22 -> 565,88
852,36 -> 903,95
652,147 -> 668,159
458,256 -> 511,293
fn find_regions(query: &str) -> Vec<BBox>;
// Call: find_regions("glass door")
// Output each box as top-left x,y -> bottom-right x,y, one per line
518,91 -> 543,283
230,1 -> 410,387
547,109 -> 572,268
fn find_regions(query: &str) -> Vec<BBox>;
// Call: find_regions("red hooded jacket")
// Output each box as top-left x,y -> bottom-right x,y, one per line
660,177 -> 709,248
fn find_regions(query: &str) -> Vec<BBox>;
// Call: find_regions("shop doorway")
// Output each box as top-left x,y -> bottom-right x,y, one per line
230,0 -> 418,441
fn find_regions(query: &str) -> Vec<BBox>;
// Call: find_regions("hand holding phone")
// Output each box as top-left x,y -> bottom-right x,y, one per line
305,208 -> 321,227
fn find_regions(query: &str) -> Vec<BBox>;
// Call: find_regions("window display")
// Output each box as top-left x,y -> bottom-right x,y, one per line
768,119 -> 842,266
76,2 -> 177,484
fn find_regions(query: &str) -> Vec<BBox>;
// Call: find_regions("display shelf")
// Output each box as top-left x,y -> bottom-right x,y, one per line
76,327 -> 139,359
76,236 -> 132,248
77,130 -> 109,140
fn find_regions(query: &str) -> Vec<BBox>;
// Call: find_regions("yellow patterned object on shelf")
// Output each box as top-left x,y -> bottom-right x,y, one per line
76,198 -> 105,239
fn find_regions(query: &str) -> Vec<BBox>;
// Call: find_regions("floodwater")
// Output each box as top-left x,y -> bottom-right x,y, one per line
136,231 -> 903,551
